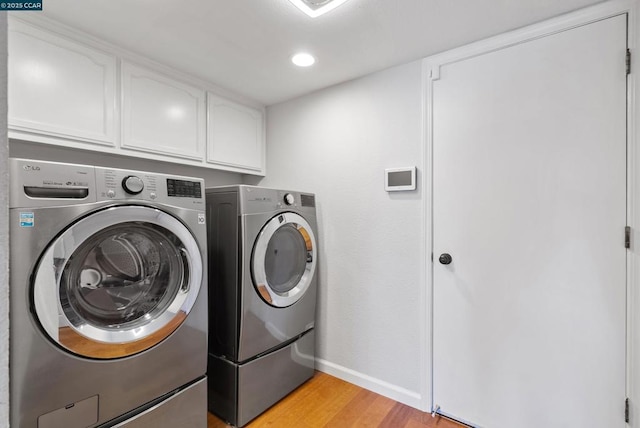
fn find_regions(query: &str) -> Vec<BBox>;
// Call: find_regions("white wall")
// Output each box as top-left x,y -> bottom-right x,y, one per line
9,140 -> 245,187
257,61 -> 427,408
0,13 -> 9,428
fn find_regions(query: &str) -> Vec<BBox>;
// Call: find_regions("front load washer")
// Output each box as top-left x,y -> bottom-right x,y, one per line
206,185 -> 318,427
9,158 -> 208,428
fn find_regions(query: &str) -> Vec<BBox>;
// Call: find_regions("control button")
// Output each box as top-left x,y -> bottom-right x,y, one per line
284,193 -> 295,205
122,176 -> 144,195
106,189 -> 116,198
150,192 -> 157,200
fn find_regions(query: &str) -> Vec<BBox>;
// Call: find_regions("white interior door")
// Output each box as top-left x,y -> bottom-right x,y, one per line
432,14 -> 627,428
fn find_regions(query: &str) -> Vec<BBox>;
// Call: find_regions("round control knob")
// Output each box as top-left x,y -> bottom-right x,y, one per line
122,175 -> 144,195
438,253 -> 453,265
284,193 -> 295,205
106,189 -> 116,198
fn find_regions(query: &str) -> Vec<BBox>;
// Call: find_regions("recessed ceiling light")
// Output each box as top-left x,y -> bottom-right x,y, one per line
288,0 -> 350,18
292,53 -> 316,67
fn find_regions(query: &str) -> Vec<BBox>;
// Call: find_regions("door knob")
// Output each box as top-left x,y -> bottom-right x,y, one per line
438,253 -> 452,265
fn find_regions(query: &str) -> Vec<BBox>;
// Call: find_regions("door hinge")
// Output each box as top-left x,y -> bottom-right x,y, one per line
627,49 -> 631,75
626,226 -> 631,249
625,397 -> 630,423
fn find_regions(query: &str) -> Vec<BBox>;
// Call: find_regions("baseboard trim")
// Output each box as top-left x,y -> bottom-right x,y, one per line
314,358 -> 425,411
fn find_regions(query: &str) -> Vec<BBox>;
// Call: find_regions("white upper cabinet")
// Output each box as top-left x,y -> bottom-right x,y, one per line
121,61 -> 206,161
8,19 -> 117,146
7,17 -> 266,176
207,94 -> 265,174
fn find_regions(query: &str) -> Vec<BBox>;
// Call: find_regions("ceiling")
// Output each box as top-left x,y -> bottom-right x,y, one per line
41,0 -> 604,106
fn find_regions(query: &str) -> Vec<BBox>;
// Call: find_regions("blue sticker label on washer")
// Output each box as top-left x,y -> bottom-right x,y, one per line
20,212 -> 34,227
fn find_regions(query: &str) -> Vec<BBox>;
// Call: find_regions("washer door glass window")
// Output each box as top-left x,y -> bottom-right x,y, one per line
252,212 -> 317,307
32,206 -> 203,359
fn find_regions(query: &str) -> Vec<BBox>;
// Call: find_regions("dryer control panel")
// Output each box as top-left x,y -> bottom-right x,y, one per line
234,185 -> 316,216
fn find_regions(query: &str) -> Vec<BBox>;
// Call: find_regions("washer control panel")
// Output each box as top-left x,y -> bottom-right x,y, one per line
95,167 -> 204,208
9,158 -> 205,209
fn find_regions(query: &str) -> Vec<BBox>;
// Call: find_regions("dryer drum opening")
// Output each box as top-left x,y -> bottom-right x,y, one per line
264,224 -> 307,294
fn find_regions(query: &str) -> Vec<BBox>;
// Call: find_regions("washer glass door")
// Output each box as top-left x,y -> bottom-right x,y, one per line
32,205 -> 203,359
252,212 -> 317,307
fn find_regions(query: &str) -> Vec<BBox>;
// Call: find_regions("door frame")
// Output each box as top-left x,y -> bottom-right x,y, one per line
420,0 -> 640,424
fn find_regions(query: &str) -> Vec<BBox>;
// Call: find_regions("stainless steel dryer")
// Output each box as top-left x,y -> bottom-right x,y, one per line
9,158 -> 208,428
206,185 -> 318,427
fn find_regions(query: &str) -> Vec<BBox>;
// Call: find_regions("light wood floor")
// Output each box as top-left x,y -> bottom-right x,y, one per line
207,372 -> 464,428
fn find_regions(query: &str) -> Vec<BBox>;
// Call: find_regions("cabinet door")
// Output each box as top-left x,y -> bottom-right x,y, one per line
8,19 -> 117,146
122,61 -> 206,161
207,94 -> 265,174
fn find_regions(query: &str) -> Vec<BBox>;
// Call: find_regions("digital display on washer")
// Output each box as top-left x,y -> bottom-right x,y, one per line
166,179 -> 202,198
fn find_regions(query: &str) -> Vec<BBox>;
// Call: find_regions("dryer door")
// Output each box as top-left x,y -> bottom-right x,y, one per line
32,205 -> 203,359
252,212 -> 317,307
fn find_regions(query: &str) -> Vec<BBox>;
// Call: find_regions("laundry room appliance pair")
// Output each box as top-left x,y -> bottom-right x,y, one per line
206,185 -> 318,427
9,158 -> 208,427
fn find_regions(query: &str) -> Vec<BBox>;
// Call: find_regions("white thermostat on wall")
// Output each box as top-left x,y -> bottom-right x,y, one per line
385,167 -> 416,192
